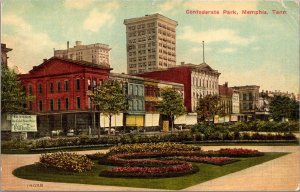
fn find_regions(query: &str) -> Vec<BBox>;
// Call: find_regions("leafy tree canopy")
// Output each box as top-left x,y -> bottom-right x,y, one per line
157,88 -> 186,131
196,94 -> 224,124
90,79 -> 126,135
1,66 -> 27,113
270,95 -> 299,121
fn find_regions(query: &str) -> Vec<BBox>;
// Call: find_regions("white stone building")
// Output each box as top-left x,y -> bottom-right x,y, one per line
54,41 -> 111,66
124,13 -> 178,74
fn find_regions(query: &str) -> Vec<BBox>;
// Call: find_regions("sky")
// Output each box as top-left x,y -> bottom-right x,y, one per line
2,0 -> 299,94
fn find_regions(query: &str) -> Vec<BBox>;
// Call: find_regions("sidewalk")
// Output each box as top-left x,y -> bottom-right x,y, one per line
1,146 -> 299,191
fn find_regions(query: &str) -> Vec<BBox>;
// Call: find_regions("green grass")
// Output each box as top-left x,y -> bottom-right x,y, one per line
13,152 -> 287,190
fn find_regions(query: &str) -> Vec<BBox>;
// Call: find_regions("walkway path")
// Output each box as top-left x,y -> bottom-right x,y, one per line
1,146 -> 299,191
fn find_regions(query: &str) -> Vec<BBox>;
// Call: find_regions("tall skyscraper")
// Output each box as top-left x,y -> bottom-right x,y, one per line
54,41 -> 111,66
124,13 -> 178,74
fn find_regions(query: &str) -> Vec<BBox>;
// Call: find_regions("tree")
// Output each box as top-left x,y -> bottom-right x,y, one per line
90,79 -> 126,136
156,88 -> 186,133
196,94 -> 224,124
1,66 -> 27,113
270,95 -> 298,121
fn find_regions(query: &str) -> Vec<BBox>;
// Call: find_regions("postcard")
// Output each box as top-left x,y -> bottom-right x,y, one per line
1,0 -> 299,191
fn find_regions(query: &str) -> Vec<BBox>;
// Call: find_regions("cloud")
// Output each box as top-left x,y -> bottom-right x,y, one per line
83,1 -> 120,32
159,0 -> 184,14
64,0 -> 93,9
219,61 -> 299,94
179,26 -> 255,46
2,13 -> 32,31
83,9 -> 114,32
219,48 -> 237,53
2,14 -> 64,73
159,0 -> 258,18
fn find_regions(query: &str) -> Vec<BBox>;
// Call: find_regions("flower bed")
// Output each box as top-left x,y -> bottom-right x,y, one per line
175,156 -> 237,165
100,163 -> 198,178
86,152 -> 107,160
98,145 -> 264,177
218,148 -> 263,157
39,152 -> 94,173
108,142 -> 202,154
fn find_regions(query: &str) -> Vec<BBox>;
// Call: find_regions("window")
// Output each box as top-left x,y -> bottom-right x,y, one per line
138,100 -> 143,110
76,79 -> 80,90
57,99 -> 61,110
133,100 -> 137,110
28,84 -> 33,96
88,79 -> 91,90
65,98 -> 69,110
64,80 -> 69,92
134,85 -> 138,95
129,84 -> 133,95
38,84 -> 43,94
50,99 -> 54,111
39,100 -> 43,111
93,79 -> 97,88
57,82 -> 61,93
76,97 -> 80,109
28,101 -> 32,110
50,83 -> 54,93
88,98 -> 92,109
139,85 -> 144,96
128,100 -> 133,111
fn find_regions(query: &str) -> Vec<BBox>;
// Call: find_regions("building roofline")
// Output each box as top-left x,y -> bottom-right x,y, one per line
124,13 -> 178,26
110,72 -> 184,87
28,56 -> 112,73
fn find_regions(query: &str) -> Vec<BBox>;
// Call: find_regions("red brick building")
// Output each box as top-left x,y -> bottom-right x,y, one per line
219,82 -> 233,115
138,63 -> 220,112
19,57 -> 111,136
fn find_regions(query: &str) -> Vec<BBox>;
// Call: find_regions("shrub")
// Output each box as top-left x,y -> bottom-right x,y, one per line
86,152 -> 107,160
108,143 -> 202,154
39,152 -> 94,172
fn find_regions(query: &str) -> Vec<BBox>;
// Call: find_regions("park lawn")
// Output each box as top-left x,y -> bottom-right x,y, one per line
13,152 -> 287,190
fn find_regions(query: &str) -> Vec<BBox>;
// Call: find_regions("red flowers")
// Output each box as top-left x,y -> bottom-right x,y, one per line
218,148 -> 263,157
111,163 -> 193,175
98,144 -> 263,178
176,156 -> 236,165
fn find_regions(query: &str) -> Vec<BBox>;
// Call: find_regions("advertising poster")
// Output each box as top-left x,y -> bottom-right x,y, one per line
1,0 -> 299,191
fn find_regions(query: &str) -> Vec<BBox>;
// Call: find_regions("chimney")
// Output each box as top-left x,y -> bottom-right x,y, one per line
181,61 -> 185,65
75,41 -> 82,46
67,41 -> 69,49
224,82 -> 228,87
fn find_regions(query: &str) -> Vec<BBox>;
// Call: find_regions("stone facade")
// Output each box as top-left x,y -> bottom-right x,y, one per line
124,14 -> 177,74
54,41 -> 111,66
138,62 -> 220,112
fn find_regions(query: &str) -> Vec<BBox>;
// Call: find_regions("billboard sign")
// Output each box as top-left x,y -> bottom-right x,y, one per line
11,115 -> 37,132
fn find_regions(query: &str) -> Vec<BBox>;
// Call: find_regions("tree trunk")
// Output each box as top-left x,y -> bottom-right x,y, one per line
171,116 -> 174,134
97,113 -> 100,139
109,115 -> 112,135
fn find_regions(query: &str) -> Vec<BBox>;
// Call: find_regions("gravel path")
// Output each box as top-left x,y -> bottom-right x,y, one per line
1,146 -> 299,191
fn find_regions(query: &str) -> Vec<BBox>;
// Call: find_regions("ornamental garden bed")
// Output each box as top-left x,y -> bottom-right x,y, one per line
13,143 -> 288,190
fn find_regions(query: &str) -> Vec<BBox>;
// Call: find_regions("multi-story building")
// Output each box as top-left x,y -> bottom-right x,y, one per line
138,62 -> 220,113
109,73 -> 145,130
231,85 -> 260,121
219,82 -> 233,115
54,41 -> 111,66
124,13 -> 178,74
19,56 -> 111,137
1,43 -> 12,68
232,91 -> 240,114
